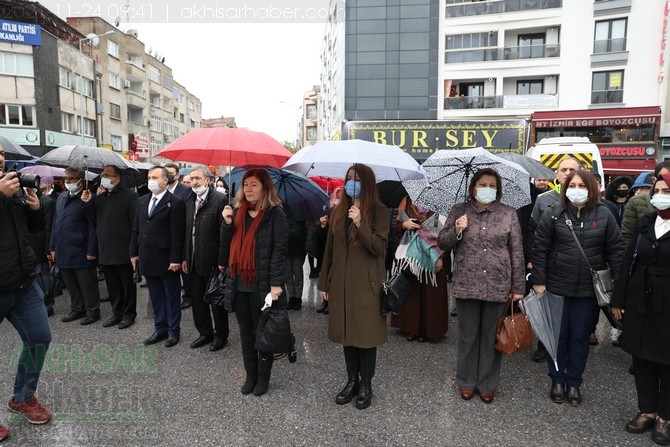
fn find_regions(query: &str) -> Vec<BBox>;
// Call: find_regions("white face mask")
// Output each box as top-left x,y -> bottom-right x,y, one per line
65,182 -> 80,193
566,188 -> 588,205
650,194 -> 670,210
147,180 -> 161,193
192,185 -> 207,196
215,186 -> 226,194
100,178 -> 115,190
475,187 -> 497,205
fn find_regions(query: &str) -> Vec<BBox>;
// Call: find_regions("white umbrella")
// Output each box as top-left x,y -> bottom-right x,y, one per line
282,139 -> 427,183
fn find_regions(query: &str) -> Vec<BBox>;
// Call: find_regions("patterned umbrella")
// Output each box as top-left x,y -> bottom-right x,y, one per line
403,147 -> 531,216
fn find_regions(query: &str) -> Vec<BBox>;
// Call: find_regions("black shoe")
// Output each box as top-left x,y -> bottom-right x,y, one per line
209,336 -> 227,352
450,306 -> 457,317
355,379 -> 373,410
532,348 -> 547,363
61,312 -> 85,323
143,332 -> 168,345
292,297 -> 302,310
323,306 -> 329,315
253,354 -> 273,396
102,317 -> 122,327
80,315 -> 100,325
46,308 -> 54,317
335,377 -> 359,405
118,320 -> 135,330
625,412 -> 656,434
550,382 -> 566,404
316,300 -> 328,313
567,386 -> 581,406
180,300 -> 191,310
165,335 -> 179,347
190,335 -> 213,349
652,417 -> 670,445
241,374 -> 257,395
100,296 -> 110,302
629,364 -> 636,375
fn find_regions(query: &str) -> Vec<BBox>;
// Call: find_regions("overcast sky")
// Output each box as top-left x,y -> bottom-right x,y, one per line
38,0 -> 326,144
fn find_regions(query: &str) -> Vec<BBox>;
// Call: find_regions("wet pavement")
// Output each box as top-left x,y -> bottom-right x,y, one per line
0,265 -> 651,446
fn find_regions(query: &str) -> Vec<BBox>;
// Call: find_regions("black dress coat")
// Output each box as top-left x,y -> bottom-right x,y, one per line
130,191 -> 186,277
611,212 -> 670,366
90,185 -> 138,265
183,189 -> 228,277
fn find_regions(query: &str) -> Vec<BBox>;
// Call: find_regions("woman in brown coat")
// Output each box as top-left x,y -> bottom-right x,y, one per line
318,164 -> 389,410
437,168 -> 525,404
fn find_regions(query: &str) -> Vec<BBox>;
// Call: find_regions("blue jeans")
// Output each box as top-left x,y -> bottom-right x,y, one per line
0,280 -> 52,403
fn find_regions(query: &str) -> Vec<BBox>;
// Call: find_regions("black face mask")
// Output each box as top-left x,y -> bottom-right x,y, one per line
615,189 -> 629,198
53,184 -> 63,193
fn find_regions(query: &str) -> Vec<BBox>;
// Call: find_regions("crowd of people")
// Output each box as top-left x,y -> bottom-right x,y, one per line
1,141 -> 670,444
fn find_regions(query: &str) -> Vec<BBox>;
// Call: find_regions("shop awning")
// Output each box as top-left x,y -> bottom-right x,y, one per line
603,159 -> 658,175
533,106 -> 661,127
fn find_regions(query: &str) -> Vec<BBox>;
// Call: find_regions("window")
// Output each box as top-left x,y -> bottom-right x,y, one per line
107,40 -> 119,58
81,118 -> 95,137
518,33 -> 546,59
594,19 -> 627,53
517,80 -> 544,95
111,135 -> 122,152
591,70 -> 624,104
306,105 -> 317,120
162,74 -> 172,88
109,72 -> 120,89
61,112 -> 74,132
150,115 -> 162,132
446,32 -> 497,50
307,127 -> 317,141
163,120 -> 173,136
0,104 -> 36,126
59,67 -> 71,88
0,51 -> 34,76
150,137 -> 162,157
148,65 -> 160,83
76,77 -> 94,97
110,103 -> 121,119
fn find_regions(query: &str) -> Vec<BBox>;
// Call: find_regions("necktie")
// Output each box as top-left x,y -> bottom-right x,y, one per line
195,197 -> 204,215
149,197 -> 158,217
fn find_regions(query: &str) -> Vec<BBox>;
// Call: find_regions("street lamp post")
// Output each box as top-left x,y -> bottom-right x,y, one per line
280,100 -> 303,149
78,31 -> 114,146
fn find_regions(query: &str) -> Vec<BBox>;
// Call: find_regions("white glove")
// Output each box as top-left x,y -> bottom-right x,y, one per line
261,292 -> 273,311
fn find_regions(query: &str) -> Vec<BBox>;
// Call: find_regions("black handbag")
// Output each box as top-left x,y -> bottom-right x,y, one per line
255,308 -> 297,362
379,266 -> 411,316
203,268 -> 226,306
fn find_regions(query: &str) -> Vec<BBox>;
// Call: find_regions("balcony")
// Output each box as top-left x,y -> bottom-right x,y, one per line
445,0 -> 562,18
445,43 -> 560,64
444,94 -> 558,109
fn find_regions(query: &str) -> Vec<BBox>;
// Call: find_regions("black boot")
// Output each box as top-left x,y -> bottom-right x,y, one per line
293,297 -> 302,310
335,375 -> 359,405
355,378 -> 373,409
316,300 -> 328,313
241,354 -> 258,395
253,353 -> 273,396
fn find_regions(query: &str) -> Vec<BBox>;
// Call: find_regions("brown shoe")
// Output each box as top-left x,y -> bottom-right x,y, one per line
652,417 -> 670,445
7,395 -> 51,424
479,392 -> 495,404
0,425 -> 8,441
625,412 -> 656,434
459,389 -> 474,400
589,333 -> 599,345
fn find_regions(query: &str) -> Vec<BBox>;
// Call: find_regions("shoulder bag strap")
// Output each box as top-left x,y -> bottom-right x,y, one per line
564,217 -> 594,272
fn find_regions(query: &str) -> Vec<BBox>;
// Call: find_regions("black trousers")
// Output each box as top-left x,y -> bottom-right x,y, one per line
343,346 -> 377,380
103,263 -> 137,322
633,356 -> 670,419
235,290 -> 287,361
189,273 -> 229,339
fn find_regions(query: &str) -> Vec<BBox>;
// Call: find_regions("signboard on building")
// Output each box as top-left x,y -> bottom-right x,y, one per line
0,20 -> 41,46
45,130 -> 95,147
343,120 -> 526,160
130,133 -> 149,158
0,128 -> 40,146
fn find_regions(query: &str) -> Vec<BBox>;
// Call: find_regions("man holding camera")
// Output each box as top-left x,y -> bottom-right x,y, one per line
0,147 -> 53,441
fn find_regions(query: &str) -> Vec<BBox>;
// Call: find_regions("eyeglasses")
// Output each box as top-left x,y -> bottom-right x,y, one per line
64,177 -> 79,182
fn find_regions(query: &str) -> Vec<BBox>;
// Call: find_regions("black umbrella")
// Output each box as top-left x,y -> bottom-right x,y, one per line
377,181 -> 408,209
495,152 -> 555,180
0,135 -> 34,160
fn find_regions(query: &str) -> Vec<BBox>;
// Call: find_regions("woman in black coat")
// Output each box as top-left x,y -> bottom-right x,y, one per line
220,169 -> 289,397
531,170 -> 624,407
612,173 -> 670,445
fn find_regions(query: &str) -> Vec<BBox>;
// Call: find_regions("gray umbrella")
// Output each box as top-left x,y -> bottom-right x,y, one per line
520,290 -> 564,371
0,135 -> 34,160
403,147 -> 531,216
495,151 -> 555,180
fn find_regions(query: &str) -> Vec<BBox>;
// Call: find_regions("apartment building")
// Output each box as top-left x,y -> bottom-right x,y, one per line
301,85 -> 321,148
320,0 -> 669,174
0,2 -> 201,161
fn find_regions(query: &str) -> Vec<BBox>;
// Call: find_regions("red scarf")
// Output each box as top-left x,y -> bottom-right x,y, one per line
228,202 -> 265,286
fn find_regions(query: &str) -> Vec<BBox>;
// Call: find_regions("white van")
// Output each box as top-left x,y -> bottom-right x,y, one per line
526,137 -> 604,189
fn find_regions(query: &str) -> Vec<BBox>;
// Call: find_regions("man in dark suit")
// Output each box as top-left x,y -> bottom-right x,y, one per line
50,166 -> 101,325
82,165 -> 138,329
182,166 -> 229,352
130,166 -> 186,347
165,163 -> 194,310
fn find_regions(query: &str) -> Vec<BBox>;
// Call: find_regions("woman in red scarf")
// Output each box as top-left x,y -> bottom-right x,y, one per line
220,169 -> 288,397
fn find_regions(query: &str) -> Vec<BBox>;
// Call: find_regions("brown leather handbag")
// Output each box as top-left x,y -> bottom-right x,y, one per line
495,299 -> 533,355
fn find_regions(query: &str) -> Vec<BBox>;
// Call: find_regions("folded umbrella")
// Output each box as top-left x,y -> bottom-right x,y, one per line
520,290 -> 563,371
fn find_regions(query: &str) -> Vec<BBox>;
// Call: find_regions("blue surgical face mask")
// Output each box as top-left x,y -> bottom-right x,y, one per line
566,188 -> 588,205
475,187 -> 497,205
345,179 -> 361,199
